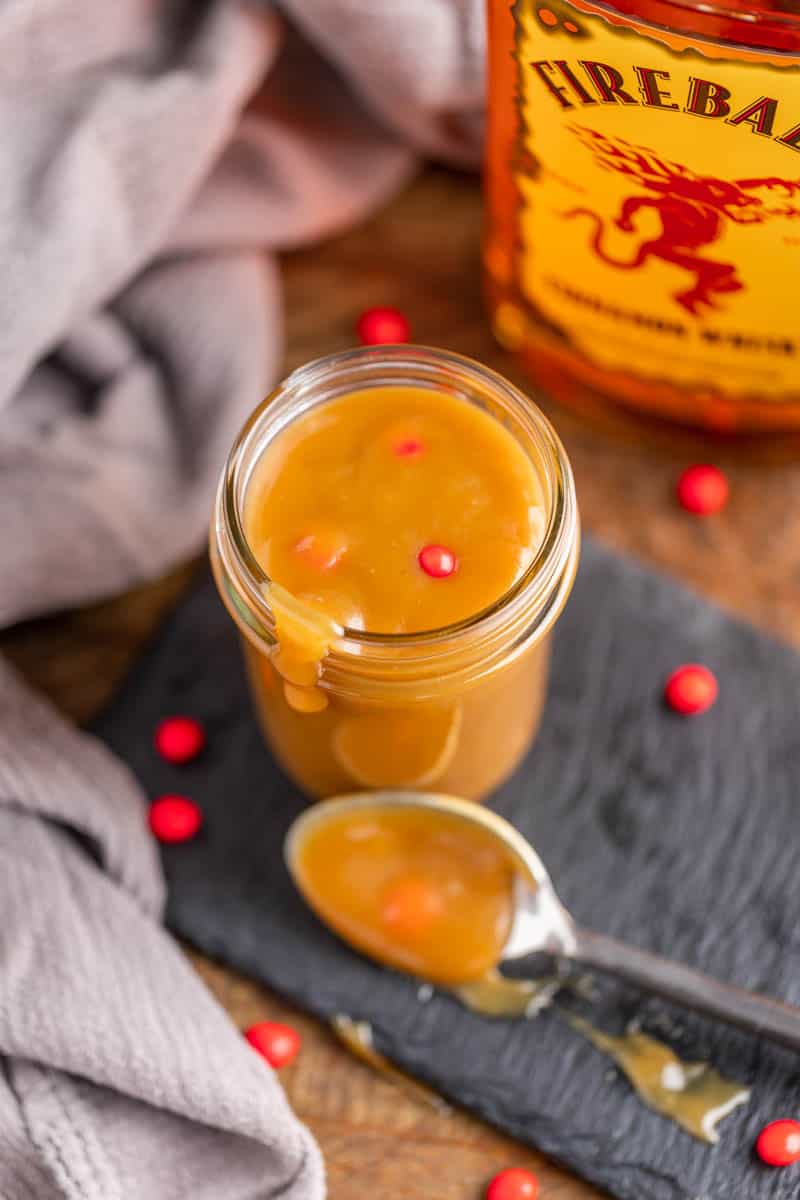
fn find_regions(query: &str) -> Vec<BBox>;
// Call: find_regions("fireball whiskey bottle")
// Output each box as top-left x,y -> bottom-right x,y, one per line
485,0 -> 800,430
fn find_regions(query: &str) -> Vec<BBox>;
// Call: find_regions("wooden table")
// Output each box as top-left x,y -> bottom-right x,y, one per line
6,166 -> 800,1200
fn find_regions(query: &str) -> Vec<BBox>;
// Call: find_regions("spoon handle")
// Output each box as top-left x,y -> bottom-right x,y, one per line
572,926 -> 800,1051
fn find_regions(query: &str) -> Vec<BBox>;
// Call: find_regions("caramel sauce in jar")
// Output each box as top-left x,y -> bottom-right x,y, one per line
212,347 -> 578,801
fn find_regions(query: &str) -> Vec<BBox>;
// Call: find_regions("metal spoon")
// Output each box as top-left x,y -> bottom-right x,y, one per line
285,790 -> 800,1050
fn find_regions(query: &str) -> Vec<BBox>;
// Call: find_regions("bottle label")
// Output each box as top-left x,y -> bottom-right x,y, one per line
513,0 -> 800,398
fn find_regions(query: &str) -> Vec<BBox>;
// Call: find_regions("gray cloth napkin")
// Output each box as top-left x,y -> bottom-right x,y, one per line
0,2 -> 483,1196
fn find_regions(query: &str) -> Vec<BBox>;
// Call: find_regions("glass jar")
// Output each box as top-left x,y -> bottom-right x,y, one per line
486,0 -> 800,432
211,347 -> 579,802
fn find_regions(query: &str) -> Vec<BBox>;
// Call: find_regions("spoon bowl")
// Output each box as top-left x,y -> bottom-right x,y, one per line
286,790 -> 800,1050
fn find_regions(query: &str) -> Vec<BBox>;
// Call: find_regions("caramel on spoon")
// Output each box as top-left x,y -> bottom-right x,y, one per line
286,791 -> 800,1051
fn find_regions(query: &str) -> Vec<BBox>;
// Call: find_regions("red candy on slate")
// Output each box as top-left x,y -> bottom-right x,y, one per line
245,1021 -> 301,1069
756,1119 -> 800,1166
486,1167 -> 539,1200
664,664 -> 718,715
418,544 -> 458,578
148,795 -> 203,843
154,716 -> 206,764
676,464 -> 729,516
356,306 -> 411,346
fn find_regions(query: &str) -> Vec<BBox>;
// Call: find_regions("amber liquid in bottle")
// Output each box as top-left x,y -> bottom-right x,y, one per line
485,0 -> 800,431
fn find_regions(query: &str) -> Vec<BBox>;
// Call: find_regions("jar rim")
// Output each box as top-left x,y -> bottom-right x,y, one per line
213,346 -> 579,680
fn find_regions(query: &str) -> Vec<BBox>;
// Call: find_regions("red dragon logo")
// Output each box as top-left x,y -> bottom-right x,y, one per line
563,126 -> 800,316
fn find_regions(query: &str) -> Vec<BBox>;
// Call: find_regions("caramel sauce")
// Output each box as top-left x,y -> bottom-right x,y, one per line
265,582 -> 343,713
295,806 -> 748,1142
455,969 -> 560,1017
568,1016 -> 750,1142
241,384 -> 549,799
331,1015 -> 450,1114
246,386 -> 542,637
294,806 -> 516,986
331,1002 -> 748,1143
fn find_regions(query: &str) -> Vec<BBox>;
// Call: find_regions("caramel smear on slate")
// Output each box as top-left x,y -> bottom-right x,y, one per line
455,969 -> 560,1018
568,1016 -> 750,1143
332,1003 -> 748,1143
331,1015 -> 450,1114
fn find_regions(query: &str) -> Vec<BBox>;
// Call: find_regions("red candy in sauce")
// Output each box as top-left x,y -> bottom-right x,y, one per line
380,876 -> 445,939
244,1021 -> 301,1069
356,306 -> 411,346
756,1119 -> 800,1167
664,665 -> 718,715
676,465 -> 729,516
418,544 -> 458,579
148,795 -> 203,843
294,529 -> 348,572
393,435 -> 425,459
154,716 -> 206,764
486,1167 -> 539,1200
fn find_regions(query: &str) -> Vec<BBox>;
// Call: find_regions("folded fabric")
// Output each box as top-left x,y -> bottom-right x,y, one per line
0,1 -> 483,1195
0,656 -> 323,1200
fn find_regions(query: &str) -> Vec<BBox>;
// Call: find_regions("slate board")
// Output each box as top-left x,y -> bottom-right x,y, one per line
94,537 -> 800,1200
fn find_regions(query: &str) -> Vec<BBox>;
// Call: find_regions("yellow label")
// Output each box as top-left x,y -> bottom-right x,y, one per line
514,0 -> 800,397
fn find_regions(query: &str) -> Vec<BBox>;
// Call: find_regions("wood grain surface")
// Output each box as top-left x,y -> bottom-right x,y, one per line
5,167 -> 800,1200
